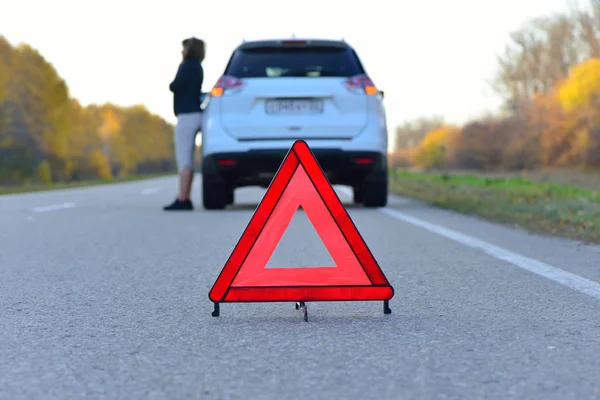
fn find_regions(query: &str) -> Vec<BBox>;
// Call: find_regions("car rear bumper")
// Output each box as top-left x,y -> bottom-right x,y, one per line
202,148 -> 386,188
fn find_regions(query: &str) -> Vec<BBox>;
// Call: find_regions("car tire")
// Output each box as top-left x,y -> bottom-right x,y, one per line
362,179 -> 388,208
202,175 -> 228,210
227,187 -> 235,205
353,185 -> 364,204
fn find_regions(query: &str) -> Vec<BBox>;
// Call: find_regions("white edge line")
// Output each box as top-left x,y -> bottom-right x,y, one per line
335,187 -> 600,301
32,202 -> 76,213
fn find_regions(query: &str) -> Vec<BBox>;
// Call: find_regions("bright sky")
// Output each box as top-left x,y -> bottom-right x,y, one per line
1,0 -> 572,149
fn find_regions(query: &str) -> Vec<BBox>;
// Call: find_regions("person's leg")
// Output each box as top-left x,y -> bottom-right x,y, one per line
178,166 -> 194,201
178,112 -> 202,200
164,113 -> 198,211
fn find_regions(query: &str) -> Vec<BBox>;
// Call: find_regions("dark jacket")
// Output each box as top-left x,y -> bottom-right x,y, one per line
169,59 -> 203,116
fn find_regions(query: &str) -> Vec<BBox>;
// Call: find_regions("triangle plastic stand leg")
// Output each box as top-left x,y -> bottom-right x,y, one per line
295,301 -> 308,322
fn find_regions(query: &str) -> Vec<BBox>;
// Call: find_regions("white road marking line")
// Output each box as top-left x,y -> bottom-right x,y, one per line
32,202 -> 76,213
141,187 -> 162,195
335,187 -> 600,301
381,207 -> 600,301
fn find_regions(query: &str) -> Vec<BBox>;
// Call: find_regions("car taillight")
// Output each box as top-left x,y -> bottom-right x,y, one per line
355,157 -> 373,164
217,159 -> 236,166
210,75 -> 244,97
344,74 -> 378,96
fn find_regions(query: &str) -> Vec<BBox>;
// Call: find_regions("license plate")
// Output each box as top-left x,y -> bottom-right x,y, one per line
265,99 -> 324,115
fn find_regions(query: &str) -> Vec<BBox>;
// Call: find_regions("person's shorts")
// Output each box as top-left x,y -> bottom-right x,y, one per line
174,112 -> 202,172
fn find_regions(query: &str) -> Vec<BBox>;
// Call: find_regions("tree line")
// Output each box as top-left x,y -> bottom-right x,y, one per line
0,35 -> 176,185
391,0 -> 600,171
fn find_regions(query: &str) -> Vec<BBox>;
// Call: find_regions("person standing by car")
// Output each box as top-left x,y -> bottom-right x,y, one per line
163,37 -> 205,211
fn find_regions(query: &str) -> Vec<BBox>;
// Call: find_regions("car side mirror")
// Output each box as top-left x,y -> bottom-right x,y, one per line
379,90 -> 385,99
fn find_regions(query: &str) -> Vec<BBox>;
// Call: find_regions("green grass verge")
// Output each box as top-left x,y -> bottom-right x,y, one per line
389,169 -> 600,244
0,172 -> 175,195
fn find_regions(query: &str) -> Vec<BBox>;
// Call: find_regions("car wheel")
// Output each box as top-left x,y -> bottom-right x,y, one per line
353,185 -> 364,204
202,175 -> 228,210
227,187 -> 234,205
362,179 -> 388,208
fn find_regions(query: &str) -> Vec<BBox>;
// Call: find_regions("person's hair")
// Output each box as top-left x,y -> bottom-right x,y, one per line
182,37 -> 205,61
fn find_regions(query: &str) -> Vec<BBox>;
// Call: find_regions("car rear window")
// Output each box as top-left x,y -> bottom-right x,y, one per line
224,46 -> 365,78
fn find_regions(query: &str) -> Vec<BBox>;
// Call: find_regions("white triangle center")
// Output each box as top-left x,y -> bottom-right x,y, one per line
265,206 -> 336,268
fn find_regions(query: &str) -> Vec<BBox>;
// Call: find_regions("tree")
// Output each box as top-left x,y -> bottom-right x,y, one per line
90,149 -> 112,180
522,91 -> 566,167
392,2 -> 600,172
37,160 -> 52,184
556,58 -> 600,166
413,125 -> 458,169
394,116 -> 444,151
0,55 -> 9,145
558,58 -> 600,112
0,35 -> 176,185
490,7 -> 600,111
8,44 -> 73,180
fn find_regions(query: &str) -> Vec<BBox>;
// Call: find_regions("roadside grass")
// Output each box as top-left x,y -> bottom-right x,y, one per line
431,168 -> 600,191
0,172 -> 175,196
389,169 -> 600,244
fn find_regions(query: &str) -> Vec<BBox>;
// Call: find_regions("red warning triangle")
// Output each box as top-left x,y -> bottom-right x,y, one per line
208,140 -> 394,304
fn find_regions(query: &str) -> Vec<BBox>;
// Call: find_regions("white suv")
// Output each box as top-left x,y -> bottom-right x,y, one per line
200,38 -> 389,209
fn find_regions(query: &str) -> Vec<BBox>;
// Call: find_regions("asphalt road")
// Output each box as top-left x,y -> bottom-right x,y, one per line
1,176 -> 600,400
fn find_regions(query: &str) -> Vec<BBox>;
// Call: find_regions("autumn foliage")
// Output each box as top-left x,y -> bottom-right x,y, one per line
0,36 -> 176,185
391,2 -> 600,172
